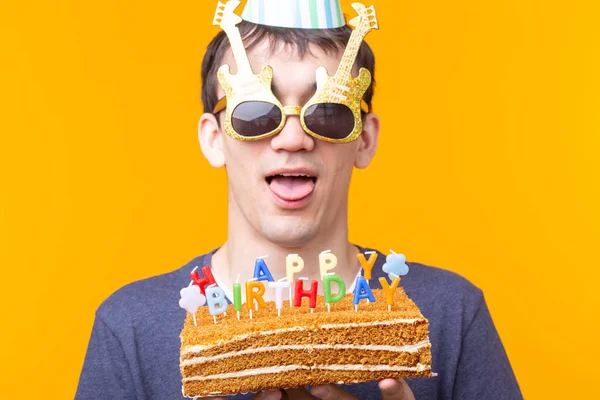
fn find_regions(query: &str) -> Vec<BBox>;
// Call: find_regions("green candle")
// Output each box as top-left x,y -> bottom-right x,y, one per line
233,282 -> 242,311
323,274 -> 346,304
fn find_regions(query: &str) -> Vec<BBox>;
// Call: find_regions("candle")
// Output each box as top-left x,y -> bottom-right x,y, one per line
379,275 -> 401,311
233,281 -> 242,320
382,250 -> 409,280
206,284 -> 228,323
294,277 -> 318,309
253,256 -> 274,282
323,273 -> 346,312
246,280 -> 267,311
190,265 -> 216,296
268,279 -> 290,317
356,251 -> 378,281
319,250 -> 338,279
352,276 -> 375,311
178,283 -> 207,326
286,254 -> 304,284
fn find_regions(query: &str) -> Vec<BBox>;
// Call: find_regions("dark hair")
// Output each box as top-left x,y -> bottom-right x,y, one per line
200,21 -> 376,114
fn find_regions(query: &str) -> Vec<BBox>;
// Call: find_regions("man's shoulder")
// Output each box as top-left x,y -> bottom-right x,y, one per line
404,261 -> 483,303
365,247 -> 484,325
94,254 -> 209,330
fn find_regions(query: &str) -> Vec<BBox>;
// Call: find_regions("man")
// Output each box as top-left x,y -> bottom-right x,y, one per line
76,0 -> 522,399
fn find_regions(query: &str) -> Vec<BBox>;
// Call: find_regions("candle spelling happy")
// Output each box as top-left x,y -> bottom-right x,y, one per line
253,256 -> 274,282
319,250 -> 337,279
357,251 -> 378,281
190,265 -> 216,296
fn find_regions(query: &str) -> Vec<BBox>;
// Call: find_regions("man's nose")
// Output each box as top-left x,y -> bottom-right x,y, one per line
269,107 -> 315,152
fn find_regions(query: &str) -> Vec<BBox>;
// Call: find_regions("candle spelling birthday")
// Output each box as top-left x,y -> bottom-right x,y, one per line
178,250 -> 412,322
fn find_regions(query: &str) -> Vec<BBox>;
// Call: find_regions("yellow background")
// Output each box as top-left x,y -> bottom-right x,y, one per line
1,0 -> 599,398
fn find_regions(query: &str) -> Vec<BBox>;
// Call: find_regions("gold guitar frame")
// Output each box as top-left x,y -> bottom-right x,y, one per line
212,1 -> 378,143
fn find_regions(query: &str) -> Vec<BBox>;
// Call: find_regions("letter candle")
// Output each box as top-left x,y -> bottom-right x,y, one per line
352,276 -> 376,312
246,278 -> 267,319
323,272 -> 346,312
178,279 -> 207,326
190,265 -> 216,295
253,255 -> 274,282
357,251 -> 378,281
379,274 -> 401,311
319,250 -> 337,279
268,278 -> 290,317
233,274 -> 242,320
286,254 -> 304,306
294,277 -> 318,312
206,284 -> 228,324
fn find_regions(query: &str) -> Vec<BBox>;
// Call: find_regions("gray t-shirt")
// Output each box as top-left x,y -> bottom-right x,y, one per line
75,247 -> 523,399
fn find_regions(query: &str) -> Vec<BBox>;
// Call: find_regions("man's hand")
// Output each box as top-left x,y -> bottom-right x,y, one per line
197,379 -> 415,400
309,379 -> 415,400
197,389 -> 283,400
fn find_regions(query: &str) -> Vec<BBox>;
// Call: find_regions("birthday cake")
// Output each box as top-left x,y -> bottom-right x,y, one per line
179,255 -> 432,397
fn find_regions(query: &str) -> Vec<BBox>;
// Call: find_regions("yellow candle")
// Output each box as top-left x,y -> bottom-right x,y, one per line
379,276 -> 401,306
286,254 -> 304,283
319,251 -> 337,279
357,252 -> 378,280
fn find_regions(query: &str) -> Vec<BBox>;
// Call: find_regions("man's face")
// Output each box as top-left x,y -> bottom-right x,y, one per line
213,40 -> 374,247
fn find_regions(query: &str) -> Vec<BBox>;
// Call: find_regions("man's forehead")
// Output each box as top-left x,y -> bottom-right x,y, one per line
221,39 -> 344,75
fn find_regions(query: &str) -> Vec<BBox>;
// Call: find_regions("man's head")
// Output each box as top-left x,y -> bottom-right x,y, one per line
198,20 -> 380,248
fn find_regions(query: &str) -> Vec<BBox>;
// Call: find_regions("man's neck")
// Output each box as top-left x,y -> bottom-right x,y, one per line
211,219 -> 362,301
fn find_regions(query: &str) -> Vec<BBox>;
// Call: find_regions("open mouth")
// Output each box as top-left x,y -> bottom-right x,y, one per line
266,173 -> 317,208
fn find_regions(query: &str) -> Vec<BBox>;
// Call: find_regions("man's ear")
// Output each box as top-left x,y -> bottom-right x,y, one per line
354,112 -> 380,168
198,113 -> 226,168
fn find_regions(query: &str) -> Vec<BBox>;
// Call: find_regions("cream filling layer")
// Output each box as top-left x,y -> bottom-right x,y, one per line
183,363 -> 431,382
182,318 -> 424,355
181,340 -> 431,366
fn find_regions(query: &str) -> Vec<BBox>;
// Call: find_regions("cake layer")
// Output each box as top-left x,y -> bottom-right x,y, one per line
182,341 -> 431,377
181,318 -> 429,359
182,365 -> 432,397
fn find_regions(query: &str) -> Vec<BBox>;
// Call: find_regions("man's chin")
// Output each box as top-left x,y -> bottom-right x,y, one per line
260,219 -> 319,248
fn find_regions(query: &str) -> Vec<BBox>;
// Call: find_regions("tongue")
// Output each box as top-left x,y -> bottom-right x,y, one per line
269,176 -> 315,201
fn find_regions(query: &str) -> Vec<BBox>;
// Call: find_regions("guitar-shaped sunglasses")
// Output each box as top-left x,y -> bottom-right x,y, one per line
212,0 -> 378,143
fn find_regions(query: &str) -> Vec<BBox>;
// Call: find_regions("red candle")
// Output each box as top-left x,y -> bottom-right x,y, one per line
294,278 -> 318,309
190,266 -> 216,296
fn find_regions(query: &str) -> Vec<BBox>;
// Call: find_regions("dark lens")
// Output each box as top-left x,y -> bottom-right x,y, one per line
304,103 -> 355,140
232,101 -> 282,137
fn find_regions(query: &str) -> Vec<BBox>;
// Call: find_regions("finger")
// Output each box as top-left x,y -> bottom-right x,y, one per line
195,397 -> 226,400
284,387 -> 314,399
311,384 -> 359,400
254,389 -> 283,400
379,379 -> 415,400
